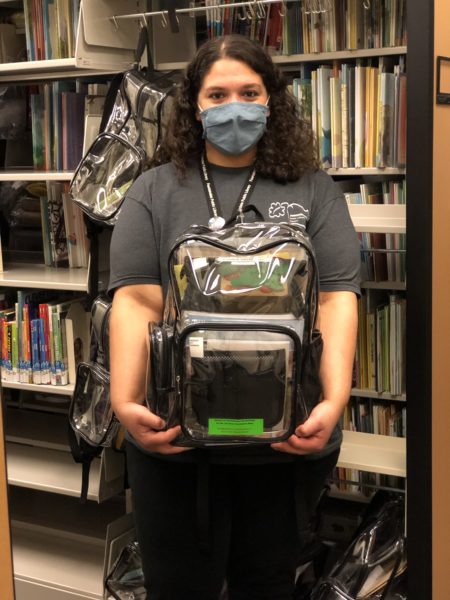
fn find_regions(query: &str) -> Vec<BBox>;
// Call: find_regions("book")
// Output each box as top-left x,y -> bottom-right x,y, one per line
317,66 -> 332,167
354,63 -> 366,168
65,300 -> 91,384
46,181 -> 69,267
61,91 -> 86,170
31,318 -> 42,384
330,70 -> 342,169
30,94 -> 45,170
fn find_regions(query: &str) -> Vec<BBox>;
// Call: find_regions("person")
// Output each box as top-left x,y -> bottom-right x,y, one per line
108,34 -> 360,600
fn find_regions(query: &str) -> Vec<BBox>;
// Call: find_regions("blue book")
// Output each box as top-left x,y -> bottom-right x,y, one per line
38,317 -> 51,384
31,319 -> 41,385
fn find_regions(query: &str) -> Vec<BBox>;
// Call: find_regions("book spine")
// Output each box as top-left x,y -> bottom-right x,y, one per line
39,303 -> 52,385
60,317 -> 69,386
47,305 -> 56,385
5,323 -> 12,382
38,317 -> 50,384
22,305 -> 32,383
31,319 -> 42,385
11,321 -> 19,383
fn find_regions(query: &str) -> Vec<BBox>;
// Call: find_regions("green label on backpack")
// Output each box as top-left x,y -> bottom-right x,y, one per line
208,418 -> 264,436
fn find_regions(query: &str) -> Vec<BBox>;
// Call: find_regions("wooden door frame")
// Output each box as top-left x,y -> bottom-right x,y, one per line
0,394 -> 14,599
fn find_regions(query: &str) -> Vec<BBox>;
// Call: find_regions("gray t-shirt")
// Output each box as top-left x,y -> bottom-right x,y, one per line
108,159 -> 361,463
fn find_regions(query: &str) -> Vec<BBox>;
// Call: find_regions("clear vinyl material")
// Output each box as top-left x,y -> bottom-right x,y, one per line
70,362 -> 119,447
105,541 -> 146,600
147,222 -> 320,446
181,327 -> 297,442
70,70 -> 178,226
311,500 -> 406,600
69,295 -> 119,447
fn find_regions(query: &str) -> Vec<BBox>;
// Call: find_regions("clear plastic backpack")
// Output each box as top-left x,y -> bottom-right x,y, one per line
69,69 -> 180,226
147,220 -> 323,447
311,499 -> 406,600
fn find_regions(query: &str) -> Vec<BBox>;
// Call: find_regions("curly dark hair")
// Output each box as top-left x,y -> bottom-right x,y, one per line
156,34 -> 319,182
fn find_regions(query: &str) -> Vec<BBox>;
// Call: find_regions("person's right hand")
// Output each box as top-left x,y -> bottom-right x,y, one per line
115,402 -> 192,454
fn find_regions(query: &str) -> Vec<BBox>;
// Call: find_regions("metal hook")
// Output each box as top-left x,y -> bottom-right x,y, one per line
312,0 -> 321,14
303,0 -> 311,15
247,3 -> 256,20
139,13 -> 148,29
160,11 -> 168,28
363,0 -> 371,8
237,6 -> 247,20
257,1 -> 266,19
279,0 -> 287,17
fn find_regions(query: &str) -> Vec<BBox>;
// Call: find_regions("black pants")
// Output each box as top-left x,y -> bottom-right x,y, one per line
126,443 -> 339,600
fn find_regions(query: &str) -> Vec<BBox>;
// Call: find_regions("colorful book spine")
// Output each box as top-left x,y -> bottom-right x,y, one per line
38,317 -> 50,384
31,319 -> 42,384
11,321 -> 19,383
52,310 -> 63,385
22,305 -> 32,383
5,323 -> 12,382
39,303 -> 51,384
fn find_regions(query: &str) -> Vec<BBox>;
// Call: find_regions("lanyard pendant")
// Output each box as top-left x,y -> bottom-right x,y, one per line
208,216 -> 226,231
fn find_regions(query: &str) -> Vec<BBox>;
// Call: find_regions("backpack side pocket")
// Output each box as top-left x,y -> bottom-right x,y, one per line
147,322 -> 177,427
69,362 -> 119,447
298,329 -> 323,421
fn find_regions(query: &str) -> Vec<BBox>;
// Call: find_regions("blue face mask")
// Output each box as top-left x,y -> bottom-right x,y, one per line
198,101 -> 269,156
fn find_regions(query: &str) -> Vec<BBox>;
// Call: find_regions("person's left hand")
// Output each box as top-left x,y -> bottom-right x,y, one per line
271,398 -> 343,455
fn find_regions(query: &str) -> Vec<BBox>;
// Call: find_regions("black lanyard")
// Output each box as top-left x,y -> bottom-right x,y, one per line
199,153 -> 258,230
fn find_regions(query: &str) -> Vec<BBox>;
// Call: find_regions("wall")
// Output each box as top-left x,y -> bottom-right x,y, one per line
433,0 -> 450,598
0,402 -> 14,599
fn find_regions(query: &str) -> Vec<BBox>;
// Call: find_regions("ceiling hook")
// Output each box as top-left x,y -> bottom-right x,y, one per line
139,13 -> 148,29
247,2 -> 256,20
237,6 -> 247,20
257,1 -> 266,19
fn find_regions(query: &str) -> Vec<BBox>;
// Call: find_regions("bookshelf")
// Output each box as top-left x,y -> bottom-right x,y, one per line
154,46 -> 408,71
340,430 -> 406,478
0,1 -> 446,599
0,171 -> 74,181
0,1 -> 143,598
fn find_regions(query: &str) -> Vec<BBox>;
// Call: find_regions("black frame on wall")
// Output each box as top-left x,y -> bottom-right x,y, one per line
406,0 -> 434,598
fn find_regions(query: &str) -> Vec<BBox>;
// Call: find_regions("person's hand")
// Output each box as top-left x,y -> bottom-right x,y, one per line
271,399 -> 342,455
115,402 -> 192,454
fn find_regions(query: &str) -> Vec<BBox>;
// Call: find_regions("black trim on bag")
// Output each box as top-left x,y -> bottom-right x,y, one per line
176,322 -> 302,445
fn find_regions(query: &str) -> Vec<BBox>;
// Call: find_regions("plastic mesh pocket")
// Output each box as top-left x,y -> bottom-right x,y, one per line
181,328 -> 297,443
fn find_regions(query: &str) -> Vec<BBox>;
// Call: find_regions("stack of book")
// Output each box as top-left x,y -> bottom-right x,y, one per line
293,58 -> 407,169
331,467 -> 405,497
30,81 -> 86,171
341,178 -> 406,283
342,396 -> 406,438
22,0 -> 80,61
39,181 -> 89,269
204,0 -> 406,55
0,292 -> 90,387
355,291 -> 406,396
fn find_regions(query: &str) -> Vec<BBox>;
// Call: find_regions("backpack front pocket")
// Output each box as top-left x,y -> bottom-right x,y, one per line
179,325 -> 300,444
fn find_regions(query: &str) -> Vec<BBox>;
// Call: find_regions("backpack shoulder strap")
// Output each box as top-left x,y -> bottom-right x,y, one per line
99,73 -> 126,134
67,423 -> 103,503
